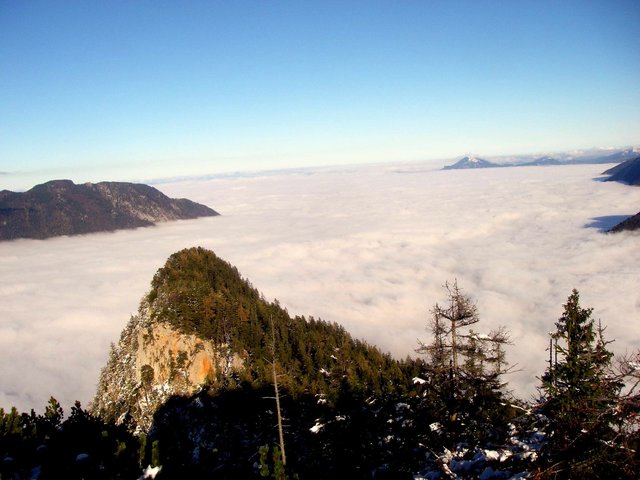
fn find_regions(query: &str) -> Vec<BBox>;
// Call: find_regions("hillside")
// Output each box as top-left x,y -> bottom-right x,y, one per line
90,248 -> 537,477
608,211 -> 640,233
0,180 -> 218,241
92,247 -> 409,431
602,156 -> 640,186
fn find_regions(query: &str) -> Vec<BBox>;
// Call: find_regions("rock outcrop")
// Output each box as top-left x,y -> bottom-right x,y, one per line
92,300 -> 244,431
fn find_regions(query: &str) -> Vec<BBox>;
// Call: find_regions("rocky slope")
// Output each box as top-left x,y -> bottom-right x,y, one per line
608,211 -> 640,233
91,247 -> 408,432
92,300 -> 243,431
0,179 -> 218,241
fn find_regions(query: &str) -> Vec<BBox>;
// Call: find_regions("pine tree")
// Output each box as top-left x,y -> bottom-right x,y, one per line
538,289 -> 629,479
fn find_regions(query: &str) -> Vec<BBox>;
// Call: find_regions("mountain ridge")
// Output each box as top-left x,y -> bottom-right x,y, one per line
0,180 -> 218,241
601,157 -> 640,232
602,156 -> 640,186
442,147 -> 640,170
92,247 -> 409,431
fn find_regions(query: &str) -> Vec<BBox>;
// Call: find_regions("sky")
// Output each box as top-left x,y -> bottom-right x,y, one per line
1,1 -> 640,189
1,162 -> 639,413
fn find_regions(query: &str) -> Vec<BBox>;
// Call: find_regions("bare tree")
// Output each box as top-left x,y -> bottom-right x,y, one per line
417,281 -> 512,445
269,316 -> 287,471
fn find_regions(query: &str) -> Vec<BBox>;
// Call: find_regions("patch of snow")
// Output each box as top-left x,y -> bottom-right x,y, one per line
138,465 -> 162,479
484,450 -> 500,462
310,422 -> 324,434
412,376 -> 427,385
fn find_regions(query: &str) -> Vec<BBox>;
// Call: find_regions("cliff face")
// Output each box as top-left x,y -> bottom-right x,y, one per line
92,300 -> 244,431
0,180 -> 218,241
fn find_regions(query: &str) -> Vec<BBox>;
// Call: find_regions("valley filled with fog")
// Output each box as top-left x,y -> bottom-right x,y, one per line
1,162 -> 639,412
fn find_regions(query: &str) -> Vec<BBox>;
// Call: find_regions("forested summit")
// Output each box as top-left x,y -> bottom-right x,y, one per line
0,180 -> 218,241
92,247 -> 410,431
146,247 -> 409,400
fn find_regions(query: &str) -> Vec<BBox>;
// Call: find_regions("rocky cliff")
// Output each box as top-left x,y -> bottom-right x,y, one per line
0,179 -> 218,241
92,300 -> 244,431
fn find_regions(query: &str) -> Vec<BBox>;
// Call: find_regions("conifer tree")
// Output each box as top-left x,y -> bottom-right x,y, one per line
538,289 -> 629,479
417,281 -> 511,447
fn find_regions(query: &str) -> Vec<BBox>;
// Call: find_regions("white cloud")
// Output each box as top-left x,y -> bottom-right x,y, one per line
1,163 -> 639,412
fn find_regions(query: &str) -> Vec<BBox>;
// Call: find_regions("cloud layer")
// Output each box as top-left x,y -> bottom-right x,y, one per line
1,162 -> 639,412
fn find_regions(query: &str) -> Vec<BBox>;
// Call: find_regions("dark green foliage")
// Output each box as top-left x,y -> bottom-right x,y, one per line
0,399 -> 140,479
537,290 -> 633,479
147,381 -> 424,479
258,444 -> 287,479
146,247 -> 410,400
34,246 -> 638,477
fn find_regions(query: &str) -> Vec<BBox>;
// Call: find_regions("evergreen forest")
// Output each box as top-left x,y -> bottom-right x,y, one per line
2,247 -> 639,479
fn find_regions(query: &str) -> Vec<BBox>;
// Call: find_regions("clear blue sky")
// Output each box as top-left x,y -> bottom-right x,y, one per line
1,1 -> 639,187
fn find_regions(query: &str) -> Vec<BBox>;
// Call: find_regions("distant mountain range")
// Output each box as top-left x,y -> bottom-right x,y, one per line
440,150 -> 640,234
442,147 -> 640,170
0,179 -> 218,241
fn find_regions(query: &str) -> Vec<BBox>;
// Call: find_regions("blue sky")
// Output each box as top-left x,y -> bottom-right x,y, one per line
1,1 -> 639,186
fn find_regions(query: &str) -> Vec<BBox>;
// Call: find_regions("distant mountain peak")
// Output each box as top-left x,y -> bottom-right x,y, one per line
443,155 -> 499,170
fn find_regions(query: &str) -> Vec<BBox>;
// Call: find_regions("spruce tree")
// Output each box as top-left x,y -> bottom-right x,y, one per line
538,289 -> 629,479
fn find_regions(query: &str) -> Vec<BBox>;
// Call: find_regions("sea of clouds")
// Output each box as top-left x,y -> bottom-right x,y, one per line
1,162 -> 639,413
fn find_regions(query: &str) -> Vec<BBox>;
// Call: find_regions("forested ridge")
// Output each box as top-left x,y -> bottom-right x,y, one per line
0,180 -> 218,241
2,247 -> 639,479
144,247 -> 410,399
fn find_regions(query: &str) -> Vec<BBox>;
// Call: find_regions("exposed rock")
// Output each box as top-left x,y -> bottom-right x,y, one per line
91,300 -> 243,431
